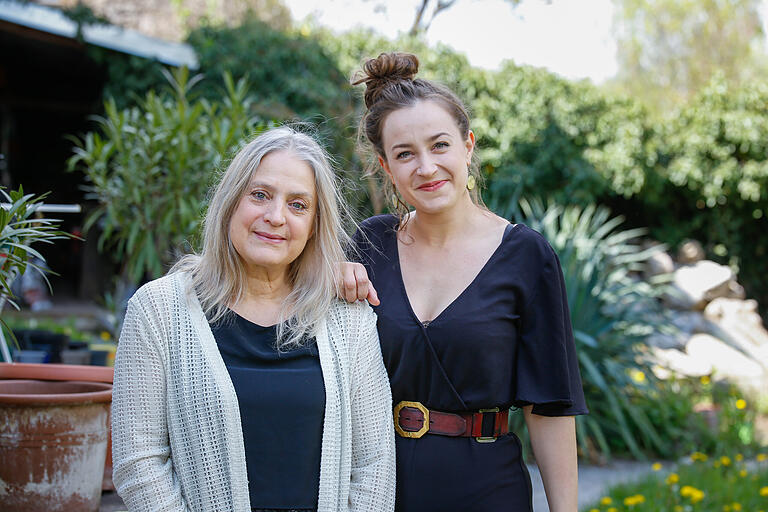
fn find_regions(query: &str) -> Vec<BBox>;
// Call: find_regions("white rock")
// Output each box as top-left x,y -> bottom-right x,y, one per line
665,261 -> 734,310
685,334 -> 766,393
651,346 -> 713,377
704,298 -> 768,370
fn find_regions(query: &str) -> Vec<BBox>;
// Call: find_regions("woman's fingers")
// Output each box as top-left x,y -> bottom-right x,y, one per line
338,262 -> 379,305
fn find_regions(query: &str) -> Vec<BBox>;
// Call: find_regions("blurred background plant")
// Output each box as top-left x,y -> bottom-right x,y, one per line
0,187 -> 77,361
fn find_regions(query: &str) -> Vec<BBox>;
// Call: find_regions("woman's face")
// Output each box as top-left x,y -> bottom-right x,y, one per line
229,150 -> 316,278
379,100 -> 474,215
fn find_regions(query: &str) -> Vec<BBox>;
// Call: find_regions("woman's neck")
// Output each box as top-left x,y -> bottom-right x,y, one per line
231,268 -> 292,326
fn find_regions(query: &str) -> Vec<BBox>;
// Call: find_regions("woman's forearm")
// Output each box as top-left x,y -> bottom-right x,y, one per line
524,407 -> 578,512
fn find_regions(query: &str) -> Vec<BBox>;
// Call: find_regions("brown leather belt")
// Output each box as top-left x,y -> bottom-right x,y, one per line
393,401 -> 510,443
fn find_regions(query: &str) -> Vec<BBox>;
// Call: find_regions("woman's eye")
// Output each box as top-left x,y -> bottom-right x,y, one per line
289,201 -> 307,211
396,150 -> 412,160
251,191 -> 267,200
433,141 -> 449,150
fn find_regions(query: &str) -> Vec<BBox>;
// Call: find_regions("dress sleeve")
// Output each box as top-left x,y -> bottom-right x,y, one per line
514,244 -> 588,416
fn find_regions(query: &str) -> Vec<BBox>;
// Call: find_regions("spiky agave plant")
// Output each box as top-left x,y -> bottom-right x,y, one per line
510,198 -> 672,461
0,186 -> 77,361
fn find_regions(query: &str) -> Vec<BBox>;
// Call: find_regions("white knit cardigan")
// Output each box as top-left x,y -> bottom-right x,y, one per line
112,272 -> 395,511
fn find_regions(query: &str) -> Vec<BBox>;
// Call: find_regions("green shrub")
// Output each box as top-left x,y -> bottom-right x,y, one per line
67,68 -> 265,284
186,17 -> 374,213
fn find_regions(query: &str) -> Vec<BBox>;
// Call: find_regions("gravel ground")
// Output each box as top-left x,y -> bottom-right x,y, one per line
99,459 -> 656,511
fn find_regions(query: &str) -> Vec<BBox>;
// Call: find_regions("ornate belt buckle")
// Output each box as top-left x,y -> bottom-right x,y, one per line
476,407 -> 500,443
394,400 -> 430,439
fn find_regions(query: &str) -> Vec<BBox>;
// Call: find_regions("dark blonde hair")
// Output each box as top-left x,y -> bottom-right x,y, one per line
352,52 -> 483,222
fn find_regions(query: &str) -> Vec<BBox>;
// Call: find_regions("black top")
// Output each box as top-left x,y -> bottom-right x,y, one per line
210,312 -> 324,512
353,215 -> 587,512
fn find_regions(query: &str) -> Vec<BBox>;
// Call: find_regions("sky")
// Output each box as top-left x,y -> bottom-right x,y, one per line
283,0 -> 768,84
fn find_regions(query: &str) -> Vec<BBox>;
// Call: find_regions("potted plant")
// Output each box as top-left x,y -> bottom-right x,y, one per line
0,186 -> 113,510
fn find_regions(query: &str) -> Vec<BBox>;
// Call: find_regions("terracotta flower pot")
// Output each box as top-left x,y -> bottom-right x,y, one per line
0,363 -> 115,511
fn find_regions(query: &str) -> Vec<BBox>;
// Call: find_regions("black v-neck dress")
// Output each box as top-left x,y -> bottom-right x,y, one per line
353,214 -> 587,512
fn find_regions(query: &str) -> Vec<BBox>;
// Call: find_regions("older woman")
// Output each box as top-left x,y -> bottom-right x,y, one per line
112,127 -> 395,512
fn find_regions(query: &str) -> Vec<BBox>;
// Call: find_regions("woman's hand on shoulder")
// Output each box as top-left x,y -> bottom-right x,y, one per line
337,262 -> 380,306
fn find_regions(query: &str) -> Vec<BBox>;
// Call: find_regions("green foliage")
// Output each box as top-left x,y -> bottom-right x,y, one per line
0,187 -> 75,310
67,68 -> 265,284
581,455 -> 768,511
632,376 -> 761,458
185,17 -> 373,213
0,186 -> 77,361
187,16 -> 351,127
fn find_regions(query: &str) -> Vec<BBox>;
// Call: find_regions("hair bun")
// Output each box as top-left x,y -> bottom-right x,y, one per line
353,52 -> 420,108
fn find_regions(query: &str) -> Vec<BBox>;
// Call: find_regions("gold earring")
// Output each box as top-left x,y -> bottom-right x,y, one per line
466,175 -> 476,191
391,193 -> 400,209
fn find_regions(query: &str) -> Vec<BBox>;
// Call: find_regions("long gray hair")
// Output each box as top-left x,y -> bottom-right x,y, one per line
172,126 -> 351,349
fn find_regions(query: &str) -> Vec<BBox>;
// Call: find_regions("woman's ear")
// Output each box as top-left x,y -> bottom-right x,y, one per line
378,154 -> 392,180
465,130 -> 476,164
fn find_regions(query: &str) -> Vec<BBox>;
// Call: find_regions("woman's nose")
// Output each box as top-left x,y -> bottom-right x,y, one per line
415,156 -> 437,176
264,202 -> 286,225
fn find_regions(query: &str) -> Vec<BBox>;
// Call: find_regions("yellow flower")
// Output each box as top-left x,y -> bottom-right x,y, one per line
674,507 -> 683,512
732,503 -> 742,511
623,494 -> 646,506
736,398 -> 747,409
681,486 -> 705,503
757,453 -> 767,462
739,469 -> 748,477
735,453 -> 743,461
652,462 -> 662,471
691,451 -> 708,462
723,505 -> 731,512
666,473 -> 679,485
760,486 -> 768,497
100,330 -> 112,341
589,509 -> 599,512
721,455 -> 732,466
600,496 -> 613,506
700,375 -> 711,384
631,369 -> 646,383
691,489 -> 705,504
607,508 -> 618,512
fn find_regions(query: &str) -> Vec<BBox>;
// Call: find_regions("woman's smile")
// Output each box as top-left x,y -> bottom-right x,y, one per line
417,180 -> 448,192
253,231 -> 287,243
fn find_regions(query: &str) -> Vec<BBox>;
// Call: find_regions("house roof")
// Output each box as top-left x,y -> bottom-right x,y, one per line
0,0 -> 198,68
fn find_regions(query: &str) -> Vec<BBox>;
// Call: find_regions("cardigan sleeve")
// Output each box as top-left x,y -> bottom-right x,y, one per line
347,304 -> 396,511
112,294 -> 191,512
